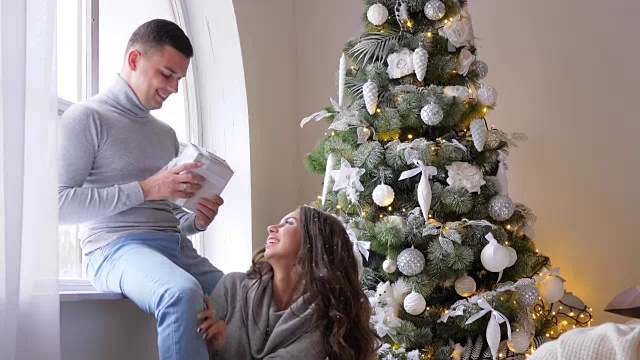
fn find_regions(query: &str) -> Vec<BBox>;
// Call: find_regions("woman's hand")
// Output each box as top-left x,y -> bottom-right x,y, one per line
197,297 -> 226,355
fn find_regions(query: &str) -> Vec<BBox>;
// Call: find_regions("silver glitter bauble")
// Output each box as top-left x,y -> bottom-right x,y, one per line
424,0 -> 446,21
517,285 -> 540,308
420,103 -> 443,126
454,274 -> 476,297
472,60 -> 489,79
488,194 -> 515,221
397,247 -> 425,276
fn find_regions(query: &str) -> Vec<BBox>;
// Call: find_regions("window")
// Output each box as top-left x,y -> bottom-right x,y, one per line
57,0 -> 201,280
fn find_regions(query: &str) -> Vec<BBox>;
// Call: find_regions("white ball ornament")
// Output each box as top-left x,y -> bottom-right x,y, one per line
367,4 -> 389,26
403,292 -> 426,315
537,276 -> 565,303
382,258 -> 397,273
481,238 -> 510,272
373,184 -> 395,207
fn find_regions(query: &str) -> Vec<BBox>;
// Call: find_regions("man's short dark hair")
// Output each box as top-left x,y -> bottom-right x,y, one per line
126,19 -> 193,58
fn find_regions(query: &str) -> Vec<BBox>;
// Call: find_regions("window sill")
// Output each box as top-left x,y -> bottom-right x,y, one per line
59,278 -> 124,302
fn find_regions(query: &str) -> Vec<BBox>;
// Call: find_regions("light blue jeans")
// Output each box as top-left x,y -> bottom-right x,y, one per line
85,232 -> 224,360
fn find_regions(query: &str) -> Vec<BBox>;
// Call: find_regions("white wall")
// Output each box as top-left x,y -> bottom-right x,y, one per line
61,300 -> 158,360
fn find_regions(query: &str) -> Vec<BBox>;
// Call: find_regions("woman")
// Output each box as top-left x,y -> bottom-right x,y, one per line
197,206 -> 379,359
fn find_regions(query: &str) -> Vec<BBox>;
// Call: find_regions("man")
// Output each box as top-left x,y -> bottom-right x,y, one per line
58,19 -> 223,360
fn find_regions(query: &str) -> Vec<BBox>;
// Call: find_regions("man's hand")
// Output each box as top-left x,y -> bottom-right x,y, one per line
194,196 -> 224,231
197,297 -> 226,355
139,162 -> 206,201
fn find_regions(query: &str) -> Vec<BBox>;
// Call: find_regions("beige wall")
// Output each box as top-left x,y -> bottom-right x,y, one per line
290,0 -> 640,324
234,0 -> 300,251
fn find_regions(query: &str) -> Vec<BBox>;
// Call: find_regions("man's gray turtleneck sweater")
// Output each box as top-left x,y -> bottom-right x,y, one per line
58,75 -> 200,254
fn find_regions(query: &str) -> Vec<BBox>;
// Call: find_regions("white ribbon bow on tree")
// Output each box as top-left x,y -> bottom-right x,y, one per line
399,160 -> 438,221
347,228 -> 370,261
465,298 -> 512,360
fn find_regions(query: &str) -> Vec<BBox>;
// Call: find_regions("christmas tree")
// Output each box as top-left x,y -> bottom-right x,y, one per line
301,1 -> 592,359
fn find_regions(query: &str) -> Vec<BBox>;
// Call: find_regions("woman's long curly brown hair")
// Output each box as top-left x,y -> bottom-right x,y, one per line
247,206 -> 379,359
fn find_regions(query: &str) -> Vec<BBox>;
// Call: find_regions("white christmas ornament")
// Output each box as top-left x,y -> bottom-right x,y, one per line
367,4 -> 389,26
338,54 -> 347,106
382,258 -> 397,273
488,194 -> 515,221
457,48 -> 476,76
439,15 -> 474,49
443,85 -> 470,101
472,60 -> 489,79
505,246 -> 518,267
496,152 -> 509,195
397,247 -> 425,276
454,274 -> 476,297
481,233 -> 510,275
470,118 -> 487,151
373,183 -> 395,207
424,0 -> 446,20
387,48 -> 415,79
413,47 -> 429,82
363,80 -> 379,115
478,85 -> 498,106
330,158 -> 365,204
465,298 -> 512,360
420,103 -> 443,126
404,292 -> 427,315
534,268 -> 566,303
321,153 -> 335,205
508,329 -> 532,353
446,162 -> 486,193
399,160 -> 438,221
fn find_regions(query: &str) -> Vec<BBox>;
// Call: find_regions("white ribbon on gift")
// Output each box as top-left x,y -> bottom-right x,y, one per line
347,228 -> 370,261
399,160 -> 438,221
465,298 -> 512,360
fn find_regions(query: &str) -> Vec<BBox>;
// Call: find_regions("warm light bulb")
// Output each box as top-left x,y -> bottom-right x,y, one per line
376,108 -> 381,113
426,32 -> 433,38
331,131 -> 336,136
387,206 -> 392,211
336,205 -> 341,209
407,134 -> 413,139
483,107 -> 488,113
506,225 -> 512,230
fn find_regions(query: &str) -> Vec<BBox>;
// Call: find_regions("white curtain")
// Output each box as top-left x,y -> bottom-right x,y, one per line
0,0 -> 60,359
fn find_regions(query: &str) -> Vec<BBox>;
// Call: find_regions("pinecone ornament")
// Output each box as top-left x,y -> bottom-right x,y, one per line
470,118 -> 487,151
363,80 -> 379,115
413,47 -> 429,82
